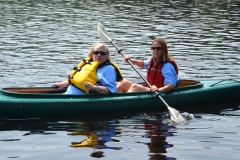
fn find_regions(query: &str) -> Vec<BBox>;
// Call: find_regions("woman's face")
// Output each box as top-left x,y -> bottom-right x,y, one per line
92,46 -> 108,64
151,41 -> 163,61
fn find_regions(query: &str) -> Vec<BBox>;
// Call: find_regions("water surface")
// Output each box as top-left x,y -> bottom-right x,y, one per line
0,0 -> 240,159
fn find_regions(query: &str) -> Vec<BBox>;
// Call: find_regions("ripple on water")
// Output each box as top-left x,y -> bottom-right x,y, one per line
0,1 -> 240,159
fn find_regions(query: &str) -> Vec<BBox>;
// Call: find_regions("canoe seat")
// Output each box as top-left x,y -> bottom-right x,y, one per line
177,79 -> 201,88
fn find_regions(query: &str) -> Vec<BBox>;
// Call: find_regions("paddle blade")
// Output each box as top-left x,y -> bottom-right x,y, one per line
97,22 -> 112,42
168,106 -> 186,123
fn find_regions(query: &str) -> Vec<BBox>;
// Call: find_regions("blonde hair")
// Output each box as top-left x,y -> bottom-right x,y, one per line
151,38 -> 173,63
87,42 -> 110,62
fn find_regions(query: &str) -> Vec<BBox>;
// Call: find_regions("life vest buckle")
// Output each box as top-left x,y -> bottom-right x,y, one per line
73,67 -> 81,71
68,75 -> 74,79
83,58 -> 93,65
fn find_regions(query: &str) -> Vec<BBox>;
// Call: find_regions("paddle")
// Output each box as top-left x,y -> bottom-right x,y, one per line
97,22 -> 186,123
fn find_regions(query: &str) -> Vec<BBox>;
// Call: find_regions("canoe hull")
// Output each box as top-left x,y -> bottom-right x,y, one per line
0,79 -> 240,118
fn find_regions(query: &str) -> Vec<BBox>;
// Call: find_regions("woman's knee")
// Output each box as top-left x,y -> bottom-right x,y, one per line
130,84 -> 141,90
117,79 -> 133,92
128,84 -> 148,92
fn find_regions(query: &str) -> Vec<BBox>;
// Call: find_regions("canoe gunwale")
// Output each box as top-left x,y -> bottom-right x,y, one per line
0,79 -> 203,97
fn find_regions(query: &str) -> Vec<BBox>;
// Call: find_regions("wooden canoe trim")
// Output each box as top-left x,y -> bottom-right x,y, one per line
1,80 -> 201,94
2,87 -> 67,94
137,79 -> 201,88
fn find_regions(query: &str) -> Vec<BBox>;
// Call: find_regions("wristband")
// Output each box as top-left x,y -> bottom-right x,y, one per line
96,85 -> 99,93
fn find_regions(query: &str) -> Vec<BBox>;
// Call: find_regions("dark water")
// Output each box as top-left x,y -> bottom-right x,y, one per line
0,0 -> 240,159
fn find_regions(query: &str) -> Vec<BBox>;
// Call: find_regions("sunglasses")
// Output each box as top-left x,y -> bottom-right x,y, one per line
92,51 -> 107,56
151,47 -> 163,51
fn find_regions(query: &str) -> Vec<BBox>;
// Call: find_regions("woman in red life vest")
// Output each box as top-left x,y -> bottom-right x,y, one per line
117,38 -> 178,93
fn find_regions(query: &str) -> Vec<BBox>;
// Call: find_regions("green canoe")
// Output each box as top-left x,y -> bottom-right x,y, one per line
0,79 -> 239,118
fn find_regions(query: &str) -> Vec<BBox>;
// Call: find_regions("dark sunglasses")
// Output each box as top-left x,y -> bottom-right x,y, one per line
151,47 -> 163,51
92,51 -> 107,56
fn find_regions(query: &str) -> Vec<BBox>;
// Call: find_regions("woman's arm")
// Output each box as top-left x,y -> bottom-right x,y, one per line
162,62 -> 178,88
123,55 -> 145,68
150,62 -> 178,93
150,83 -> 174,93
52,81 -> 69,90
95,85 -> 109,94
130,59 -> 145,68
83,82 -> 110,94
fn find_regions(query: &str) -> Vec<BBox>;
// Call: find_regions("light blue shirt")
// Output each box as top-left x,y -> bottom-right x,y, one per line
144,58 -> 178,87
65,65 -> 117,94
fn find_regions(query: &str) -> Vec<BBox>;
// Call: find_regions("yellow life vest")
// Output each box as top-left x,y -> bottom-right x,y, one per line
71,135 -> 99,148
70,131 -> 98,148
68,57 -> 123,93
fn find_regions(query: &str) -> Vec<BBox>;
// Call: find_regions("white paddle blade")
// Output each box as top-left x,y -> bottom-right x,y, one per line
168,106 -> 186,123
97,22 -> 112,42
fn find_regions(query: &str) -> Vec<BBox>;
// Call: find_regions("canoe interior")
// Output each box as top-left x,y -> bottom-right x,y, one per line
1,79 -> 201,94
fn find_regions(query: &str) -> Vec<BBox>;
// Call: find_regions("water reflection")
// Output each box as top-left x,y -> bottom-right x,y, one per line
69,121 -> 122,158
143,120 -> 174,153
61,112 -> 178,159
0,101 -> 239,159
121,113 -> 177,160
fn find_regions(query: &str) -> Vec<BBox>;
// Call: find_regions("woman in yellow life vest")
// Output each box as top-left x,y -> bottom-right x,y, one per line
52,42 -> 123,94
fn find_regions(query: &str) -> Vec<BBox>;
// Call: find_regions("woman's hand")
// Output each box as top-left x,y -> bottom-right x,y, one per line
52,81 -> 69,90
150,85 -> 159,92
123,54 -> 131,62
84,82 -> 110,94
84,82 -> 97,92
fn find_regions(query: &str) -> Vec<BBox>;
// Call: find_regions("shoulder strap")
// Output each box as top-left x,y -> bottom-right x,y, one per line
110,62 -> 123,82
96,60 -> 123,82
68,57 -> 93,79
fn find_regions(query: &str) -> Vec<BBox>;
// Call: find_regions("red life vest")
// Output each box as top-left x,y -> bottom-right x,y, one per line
146,58 -> 178,88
